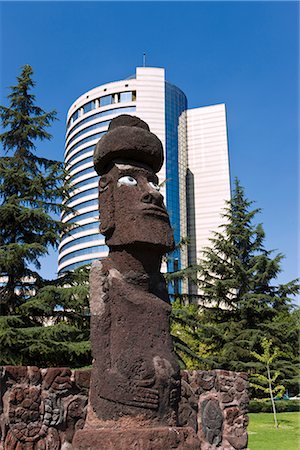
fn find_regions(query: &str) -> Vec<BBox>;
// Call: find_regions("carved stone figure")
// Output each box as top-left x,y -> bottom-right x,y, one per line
73,115 -> 200,449
201,397 -> 223,446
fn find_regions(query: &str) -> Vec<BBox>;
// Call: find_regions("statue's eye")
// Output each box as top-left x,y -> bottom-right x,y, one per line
117,176 -> 137,187
149,181 -> 160,191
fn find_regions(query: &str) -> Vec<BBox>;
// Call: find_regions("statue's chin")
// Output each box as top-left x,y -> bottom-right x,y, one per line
107,238 -> 175,254
105,217 -> 175,253
106,237 -> 174,253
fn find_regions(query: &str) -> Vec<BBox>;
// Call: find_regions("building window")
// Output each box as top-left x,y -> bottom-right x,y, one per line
59,245 -> 107,265
100,95 -> 113,107
68,166 -> 97,184
59,258 -> 99,273
71,176 -> 98,189
62,198 -> 98,220
67,90 -> 136,131
60,233 -> 102,253
120,91 -> 132,103
83,101 -> 95,114
67,118 -> 110,139
66,155 -> 93,174
65,187 -> 98,206
67,122 -> 108,148
68,109 -> 79,128
66,106 -> 136,138
64,222 -> 99,238
65,209 -> 99,225
66,145 -> 95,166
66,131 -> 106,159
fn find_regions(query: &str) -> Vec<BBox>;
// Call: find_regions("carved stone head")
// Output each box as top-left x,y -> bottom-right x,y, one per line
94,115 -> 174,253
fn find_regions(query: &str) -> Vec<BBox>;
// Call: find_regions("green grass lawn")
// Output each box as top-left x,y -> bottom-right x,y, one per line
248,412 -> 300,450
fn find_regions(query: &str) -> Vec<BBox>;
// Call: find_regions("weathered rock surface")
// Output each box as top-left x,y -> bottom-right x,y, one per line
73,115 -> 201,448
0,367 -> 248,449
0,365 -> 89,449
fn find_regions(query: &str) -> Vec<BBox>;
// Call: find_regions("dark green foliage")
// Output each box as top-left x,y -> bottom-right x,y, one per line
0,265 -> 91,367
170,179 -> 299,388
196,179 -> 298,314
197,180 -> 299,383
249,399 -> 300,413
0,65 -> 70,311
196,179 -> 299,388
0,65 -> 78,366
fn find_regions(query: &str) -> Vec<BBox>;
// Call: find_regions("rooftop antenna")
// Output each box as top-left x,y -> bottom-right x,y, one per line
143,52 -> 146,67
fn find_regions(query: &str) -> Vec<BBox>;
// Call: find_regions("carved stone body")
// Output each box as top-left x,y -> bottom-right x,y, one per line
89,257 -> 180,426
73,115 -> 200,448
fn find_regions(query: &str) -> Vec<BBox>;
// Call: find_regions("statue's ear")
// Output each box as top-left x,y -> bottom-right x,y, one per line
98,176 -> 115,237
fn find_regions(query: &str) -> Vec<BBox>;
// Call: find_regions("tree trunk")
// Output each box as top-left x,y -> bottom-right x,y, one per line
267,363 -> 278,428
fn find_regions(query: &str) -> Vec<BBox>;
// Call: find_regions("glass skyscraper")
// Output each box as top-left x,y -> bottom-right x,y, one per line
59,67 -> 230,293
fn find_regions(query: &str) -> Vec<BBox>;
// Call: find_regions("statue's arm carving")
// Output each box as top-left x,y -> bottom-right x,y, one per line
99,370 -> 159,410
90,261 -> 159,410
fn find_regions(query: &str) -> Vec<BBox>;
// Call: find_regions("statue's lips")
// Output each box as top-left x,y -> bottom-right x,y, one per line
142,206 -> 169,219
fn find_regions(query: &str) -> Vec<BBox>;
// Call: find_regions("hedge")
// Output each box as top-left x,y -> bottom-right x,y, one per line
249,399 -> 300,413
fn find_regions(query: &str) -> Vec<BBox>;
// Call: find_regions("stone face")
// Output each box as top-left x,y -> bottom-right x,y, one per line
98,164 -> 175,251
201,397 -> 223,445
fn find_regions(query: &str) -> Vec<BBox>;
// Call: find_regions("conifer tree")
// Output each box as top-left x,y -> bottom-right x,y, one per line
0,65 -> 66,309
0,265 -> 91,367
191,178 -> 299,385
0,65 -> 71,364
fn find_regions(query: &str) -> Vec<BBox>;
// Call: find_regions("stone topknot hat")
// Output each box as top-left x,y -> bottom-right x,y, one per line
93,115 -> 164,175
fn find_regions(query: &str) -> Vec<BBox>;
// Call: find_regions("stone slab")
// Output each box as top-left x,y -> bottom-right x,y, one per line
72,426 -> 200,450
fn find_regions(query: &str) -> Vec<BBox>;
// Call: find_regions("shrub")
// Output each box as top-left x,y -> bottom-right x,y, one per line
249,399 -> 300,413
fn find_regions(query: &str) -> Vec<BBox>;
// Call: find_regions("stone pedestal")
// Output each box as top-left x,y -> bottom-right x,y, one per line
73,426 -> 200,450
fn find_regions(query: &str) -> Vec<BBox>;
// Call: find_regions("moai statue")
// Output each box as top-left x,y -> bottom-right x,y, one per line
73,115 -> 200,449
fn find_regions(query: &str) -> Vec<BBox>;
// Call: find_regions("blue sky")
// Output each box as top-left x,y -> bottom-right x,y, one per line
0,1 -> 299,298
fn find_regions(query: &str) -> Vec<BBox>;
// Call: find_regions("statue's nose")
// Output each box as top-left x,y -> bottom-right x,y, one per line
141,190 -> 163,207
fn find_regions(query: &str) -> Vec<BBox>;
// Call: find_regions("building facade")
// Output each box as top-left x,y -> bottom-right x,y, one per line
58,67 -> 230,289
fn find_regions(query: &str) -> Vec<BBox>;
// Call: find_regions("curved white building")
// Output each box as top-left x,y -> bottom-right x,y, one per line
59,67 -> 187,275
58,67 -> 231,297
